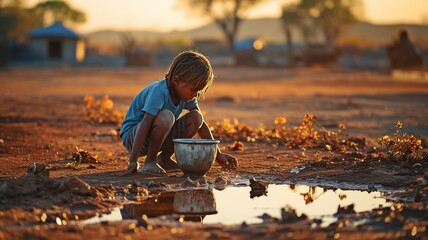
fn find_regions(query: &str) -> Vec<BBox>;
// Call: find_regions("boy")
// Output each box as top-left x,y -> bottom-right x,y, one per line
121,50 -> 238,175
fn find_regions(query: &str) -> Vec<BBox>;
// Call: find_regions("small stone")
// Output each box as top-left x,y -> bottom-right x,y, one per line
147,181 -> 169,191
27,162 -> 48,176
240,221 -> 248,229
368,184 -> 377,192
257,213 -> 278,222
249,178 -> 268,191
180,177 -> 198,188
214,176 -> 228,190
198,177 -> 208,186
335,204 -> 355,216
249,178 -> 268,198
290,167 -> 305,174
412,163 -> 422,168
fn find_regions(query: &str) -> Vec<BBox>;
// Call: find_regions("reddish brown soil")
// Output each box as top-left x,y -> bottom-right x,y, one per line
0,67 -> 427,239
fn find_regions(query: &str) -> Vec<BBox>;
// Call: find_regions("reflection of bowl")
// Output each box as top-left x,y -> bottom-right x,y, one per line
122,191 -> 176,218
173,138 -> 219,176
173,189 -> 217,215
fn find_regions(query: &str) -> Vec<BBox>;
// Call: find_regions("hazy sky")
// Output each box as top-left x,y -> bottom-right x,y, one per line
28,0 -> 428,33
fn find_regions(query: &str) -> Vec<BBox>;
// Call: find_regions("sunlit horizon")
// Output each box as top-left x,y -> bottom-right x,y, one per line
25,0 -> 428,33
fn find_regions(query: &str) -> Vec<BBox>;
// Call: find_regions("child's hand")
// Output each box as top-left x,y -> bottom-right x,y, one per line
216,153 -> 238,170
123,161 -> 139,175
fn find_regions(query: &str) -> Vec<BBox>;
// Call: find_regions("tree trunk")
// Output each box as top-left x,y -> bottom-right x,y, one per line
285,27 -> 294,66
214,16 -> 240,65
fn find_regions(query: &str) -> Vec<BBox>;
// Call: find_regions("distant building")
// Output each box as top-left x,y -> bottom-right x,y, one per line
234,38 -> 264,66
27,22 -> 85,65
192,39 -> 232,66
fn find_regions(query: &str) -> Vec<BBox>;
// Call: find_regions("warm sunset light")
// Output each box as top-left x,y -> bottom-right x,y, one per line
253,39 -> 264,51
1,0 -> 427,239
26,0 -> 428,32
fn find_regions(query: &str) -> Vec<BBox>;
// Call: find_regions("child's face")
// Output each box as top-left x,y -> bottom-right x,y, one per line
174,81 -> 202,102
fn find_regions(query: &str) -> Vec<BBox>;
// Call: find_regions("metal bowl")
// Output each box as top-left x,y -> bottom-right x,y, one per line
173,138 -> 219,176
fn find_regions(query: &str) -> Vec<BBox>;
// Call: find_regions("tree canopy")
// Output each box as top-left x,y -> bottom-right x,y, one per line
181,0 -> 266,55
282,0 -> 363,47
0,0 -> 86,42
0,6 -> 41,40
33,0 -> 86,26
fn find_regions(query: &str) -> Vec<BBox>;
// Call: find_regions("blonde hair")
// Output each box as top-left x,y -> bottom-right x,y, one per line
165,50 -> 214,95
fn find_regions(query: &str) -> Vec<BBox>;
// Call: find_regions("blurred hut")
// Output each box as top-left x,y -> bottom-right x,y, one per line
27,22 -> 85,65
302,44 -> 339,65
386,30 -> 423,70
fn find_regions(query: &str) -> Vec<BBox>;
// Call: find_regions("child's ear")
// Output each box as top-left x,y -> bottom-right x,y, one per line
172,76 -> 178,84
173,76 -> 182,86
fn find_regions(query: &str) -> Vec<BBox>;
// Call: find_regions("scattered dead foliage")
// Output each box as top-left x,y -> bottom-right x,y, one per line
81,95 -> 426,166
210,114 -> 356,152
84,95 -> 125,126
210,115 -> 427,167
378,121 -> 426,164
228,141 -> 244,151
66,147 -> 99,169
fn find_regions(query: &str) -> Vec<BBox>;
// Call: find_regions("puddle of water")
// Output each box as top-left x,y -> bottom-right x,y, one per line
78,184 -> 391,227
79,208 -> 123,225
205,185 -> 390,226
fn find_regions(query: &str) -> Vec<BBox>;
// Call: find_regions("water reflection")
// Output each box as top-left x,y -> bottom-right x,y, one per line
122,189 -> 217,223
80,184 -> 391,227
204,184 -> 390,225
289,185 -> 348,204
122,191 -> 176,218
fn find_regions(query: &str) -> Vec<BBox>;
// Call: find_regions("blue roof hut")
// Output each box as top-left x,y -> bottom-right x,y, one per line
27,22 -> 85,65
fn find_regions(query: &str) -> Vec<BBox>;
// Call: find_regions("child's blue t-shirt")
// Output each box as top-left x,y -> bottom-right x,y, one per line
120,79 -> 198,140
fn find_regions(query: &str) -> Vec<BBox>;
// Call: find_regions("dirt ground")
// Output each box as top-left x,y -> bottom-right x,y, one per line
0,66 -> 427,239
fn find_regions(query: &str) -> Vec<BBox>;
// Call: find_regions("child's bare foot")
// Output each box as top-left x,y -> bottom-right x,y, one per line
139,161 -> 167,176
121,161 -> 140,176
158,155 -> 179,170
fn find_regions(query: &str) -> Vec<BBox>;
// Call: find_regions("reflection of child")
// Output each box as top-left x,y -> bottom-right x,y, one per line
120,50 -> 238,175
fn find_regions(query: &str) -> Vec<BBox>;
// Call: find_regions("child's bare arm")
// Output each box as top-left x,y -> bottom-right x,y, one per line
197,120 -> 215,141
198,118 -> 238,170
125,113 -> 155,174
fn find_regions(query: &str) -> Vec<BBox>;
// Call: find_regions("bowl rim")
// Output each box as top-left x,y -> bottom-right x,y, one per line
173,138 -> 220,144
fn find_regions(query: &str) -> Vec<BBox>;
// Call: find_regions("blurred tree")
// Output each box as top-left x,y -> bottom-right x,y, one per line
0,0 -> 25,8
32,0 -> 86,26
181,0 -> 266,57
119,32 -> 138,59
0,10 -> 40,41
0,0 -> 41,40
281,3 -> 299,66
0,0 -> 41,65
281,0 -> 363,48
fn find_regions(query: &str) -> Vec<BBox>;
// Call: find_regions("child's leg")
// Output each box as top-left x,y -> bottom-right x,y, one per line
158,109 -> 203,169
140,110 -> 175,175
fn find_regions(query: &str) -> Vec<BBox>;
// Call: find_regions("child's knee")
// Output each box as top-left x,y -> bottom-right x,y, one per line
156,110 -> 175,129
187,110 -> 203,128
